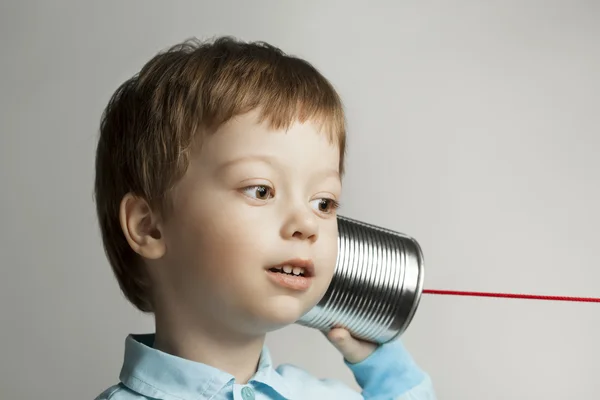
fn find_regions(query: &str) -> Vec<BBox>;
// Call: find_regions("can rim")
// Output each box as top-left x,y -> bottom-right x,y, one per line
387,235 -> 425,342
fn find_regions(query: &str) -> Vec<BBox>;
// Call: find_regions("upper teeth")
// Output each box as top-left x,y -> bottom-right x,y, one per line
274,265 -> 305,275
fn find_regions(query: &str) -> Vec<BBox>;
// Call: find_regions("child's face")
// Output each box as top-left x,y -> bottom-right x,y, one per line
157,110 -> 341,335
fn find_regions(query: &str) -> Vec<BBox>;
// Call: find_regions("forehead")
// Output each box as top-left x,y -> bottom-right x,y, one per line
198,111 -> 341,170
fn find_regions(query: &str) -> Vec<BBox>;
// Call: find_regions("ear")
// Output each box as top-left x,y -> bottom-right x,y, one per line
119,193 -> 166,260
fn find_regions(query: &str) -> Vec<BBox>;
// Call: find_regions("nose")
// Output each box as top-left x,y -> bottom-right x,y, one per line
281,204 -> 319,242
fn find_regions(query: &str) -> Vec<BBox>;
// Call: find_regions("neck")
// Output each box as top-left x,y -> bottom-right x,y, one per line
153,305 -> 266,384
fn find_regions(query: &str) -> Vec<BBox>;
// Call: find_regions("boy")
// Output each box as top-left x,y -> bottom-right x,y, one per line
94,36 -> 436,400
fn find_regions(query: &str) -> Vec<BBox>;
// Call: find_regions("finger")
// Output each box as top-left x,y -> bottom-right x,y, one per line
326,328 -> 378,364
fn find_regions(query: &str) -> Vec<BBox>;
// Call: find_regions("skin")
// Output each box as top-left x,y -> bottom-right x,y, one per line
120,109 -> 377,384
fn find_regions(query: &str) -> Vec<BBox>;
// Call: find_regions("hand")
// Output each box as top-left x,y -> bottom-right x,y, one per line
325,327 -> 378,364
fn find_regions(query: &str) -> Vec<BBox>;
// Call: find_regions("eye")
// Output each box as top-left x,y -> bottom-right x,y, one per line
241,185 -> 274,201
311,198 -> 340,214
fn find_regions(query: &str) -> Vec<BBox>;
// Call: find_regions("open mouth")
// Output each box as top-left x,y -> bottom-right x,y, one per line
266,261 -> 314,291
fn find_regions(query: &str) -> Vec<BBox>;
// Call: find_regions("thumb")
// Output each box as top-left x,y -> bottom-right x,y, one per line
325,327 -> 378,364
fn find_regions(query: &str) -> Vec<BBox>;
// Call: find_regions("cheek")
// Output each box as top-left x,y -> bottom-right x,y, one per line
165,200 -> 266,278
316,223 -> 339,281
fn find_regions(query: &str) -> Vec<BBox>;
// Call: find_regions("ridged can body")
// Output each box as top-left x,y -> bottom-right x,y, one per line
297,215 -> 425,344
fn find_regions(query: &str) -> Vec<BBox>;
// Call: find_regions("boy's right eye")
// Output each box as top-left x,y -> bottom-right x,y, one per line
241,185 -> 274,201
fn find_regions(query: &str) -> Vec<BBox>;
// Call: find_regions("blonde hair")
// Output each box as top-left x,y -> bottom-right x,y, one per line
94,36 -> 347,312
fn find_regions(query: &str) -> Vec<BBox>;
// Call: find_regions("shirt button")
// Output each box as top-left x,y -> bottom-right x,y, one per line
241,386 -> 255,400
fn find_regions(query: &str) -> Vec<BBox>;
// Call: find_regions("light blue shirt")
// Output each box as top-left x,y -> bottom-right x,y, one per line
95,333 -> 436,400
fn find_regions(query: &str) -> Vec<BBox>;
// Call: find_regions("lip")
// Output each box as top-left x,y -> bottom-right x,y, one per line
267,258 -> 315,277
265,258 -> 315,292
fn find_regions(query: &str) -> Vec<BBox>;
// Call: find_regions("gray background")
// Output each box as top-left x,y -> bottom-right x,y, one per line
1,1 -> 599,399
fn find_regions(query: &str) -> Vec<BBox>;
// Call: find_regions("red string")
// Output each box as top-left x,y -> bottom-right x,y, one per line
422,289 -> 600,303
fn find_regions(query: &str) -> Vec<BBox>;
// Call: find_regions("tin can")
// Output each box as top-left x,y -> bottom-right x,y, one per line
297,215 -> 425,344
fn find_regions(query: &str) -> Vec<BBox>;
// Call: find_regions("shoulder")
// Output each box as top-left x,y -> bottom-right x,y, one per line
275,363 -> 363,399
94,384 -> 145,400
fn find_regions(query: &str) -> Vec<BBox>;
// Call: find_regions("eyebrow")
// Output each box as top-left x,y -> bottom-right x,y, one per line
216,155 -> 276,173
319,168 -> 341,181
217,154 -> 341,181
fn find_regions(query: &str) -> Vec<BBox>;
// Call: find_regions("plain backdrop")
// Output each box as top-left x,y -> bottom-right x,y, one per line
1,1 -> 599,399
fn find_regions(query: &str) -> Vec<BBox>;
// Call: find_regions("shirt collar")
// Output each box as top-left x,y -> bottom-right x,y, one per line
248,344 -> 294,399
119,333 -> 293,400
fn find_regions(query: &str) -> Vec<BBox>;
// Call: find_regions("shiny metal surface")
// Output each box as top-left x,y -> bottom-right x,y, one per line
297,215 -> 425,344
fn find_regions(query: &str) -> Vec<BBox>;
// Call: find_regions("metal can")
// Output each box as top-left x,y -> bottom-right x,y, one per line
297,215 -> 425,344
